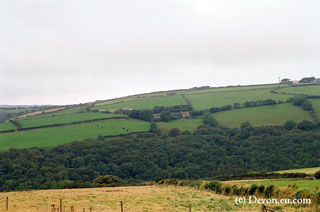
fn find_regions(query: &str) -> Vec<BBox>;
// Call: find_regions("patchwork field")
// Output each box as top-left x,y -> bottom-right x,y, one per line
0,122 -> 16,132
0,119 -> 149,151
310,99 -> 320,118
157,118 -> 203,132
214,103 -> 313,128
186,89 -> 291,110
273,167 -> 320,174
18,112 -> 126,129
0,186 -> 259,212
276,84 -> 320,95
95,95 -> 187,110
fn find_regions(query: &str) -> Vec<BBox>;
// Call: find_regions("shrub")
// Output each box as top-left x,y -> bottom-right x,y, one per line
249,184 -> 258,195
283,121 -> 296,130
297,120 -> 316,130
168,128 -> 180,137
232,185 -> 240,195
92,175 -> 125,187
292,96 -> 306,106
224,185 -> 232,195
190,180 -> 203,189
315,170 -> 320,179
258,185 -> 265,194
265,185 -> 275,198
181,130 -> 191,135
302,101 -> 313,110
205,181 -> 222,194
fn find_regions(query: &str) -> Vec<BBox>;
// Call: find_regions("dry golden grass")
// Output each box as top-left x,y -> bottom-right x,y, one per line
0,186 -> 261,212
15,107 -> 66,119
0,185 -> 317,212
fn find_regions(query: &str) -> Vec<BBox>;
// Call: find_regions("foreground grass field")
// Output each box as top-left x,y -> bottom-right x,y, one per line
0,186 -> 259,212
0,119 -> 149,151
18,112 -> 126,129
274,167 -> 320,174
185,88 -> 292,110
214,103 -> 313,128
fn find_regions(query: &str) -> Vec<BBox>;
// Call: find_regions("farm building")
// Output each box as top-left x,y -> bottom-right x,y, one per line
180,111 -> 190,118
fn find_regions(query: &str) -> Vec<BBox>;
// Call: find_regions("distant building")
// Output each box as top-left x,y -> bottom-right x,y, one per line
180,111 -> 190,118
153,114 -> 161,120
164,92 -> 176,96
117,108 -> 133,113
98,109 -> 106,112
280,78 -> 292,84
299,77 -> 316,83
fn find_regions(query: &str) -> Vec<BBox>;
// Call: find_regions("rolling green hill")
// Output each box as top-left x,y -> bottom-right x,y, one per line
0,83 -> 319,151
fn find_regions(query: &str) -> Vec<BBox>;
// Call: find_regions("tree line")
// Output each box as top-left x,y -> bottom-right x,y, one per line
0,122 -> 319,192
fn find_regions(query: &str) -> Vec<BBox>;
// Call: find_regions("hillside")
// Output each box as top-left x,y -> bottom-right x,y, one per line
0,83 -> 320,151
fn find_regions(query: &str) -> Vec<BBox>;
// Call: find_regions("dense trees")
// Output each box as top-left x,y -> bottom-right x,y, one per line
0,125 -> 319,192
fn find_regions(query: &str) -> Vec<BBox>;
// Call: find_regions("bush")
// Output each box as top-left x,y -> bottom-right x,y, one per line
302,101 -> 313,110
297,120 -> 316,130
315,170 -> 320,179
92,175 -> 125,187
283,121 -> 296,130
258,185 -> 265,194
292,96 -> 306,106
205,181 -> 222,193
265,185 -> 274,198
202,111 -> 219,127
168,128 -> 180,137
249,184 -> 258,195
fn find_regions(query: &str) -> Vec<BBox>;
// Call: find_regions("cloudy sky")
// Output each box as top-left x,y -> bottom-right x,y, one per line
1,0 -> 319,105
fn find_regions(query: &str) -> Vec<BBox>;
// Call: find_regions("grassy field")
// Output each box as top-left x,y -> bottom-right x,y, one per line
95,95 -> 187,110
233,179 -> 320,190
0,186 -> 259,212
214,103 -> 313,128
0,122 -> 16,132
186,89 -> 291,110
277,85 -> 320,96
310,99 -> 320,118
0,119 -> 149,151
274,167 -> 320,174
18,112 -> 126,128
182,84 -> 288,95
157,118 -> 203,132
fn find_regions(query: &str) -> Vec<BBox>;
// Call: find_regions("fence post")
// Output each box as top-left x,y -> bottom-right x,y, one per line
189,203 -> 191,212
120,201 -> 123,212
6,197 -> 8,211
261,204 -> 267,212
60,199 -> 62,212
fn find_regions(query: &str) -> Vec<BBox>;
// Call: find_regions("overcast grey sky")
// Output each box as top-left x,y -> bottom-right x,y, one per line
1,0 -> 319,105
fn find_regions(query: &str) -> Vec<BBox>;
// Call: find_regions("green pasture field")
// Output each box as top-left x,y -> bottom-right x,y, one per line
186,89 -> 292,110
157,118 -> 203,132
0,122 -> 16,131
182,84 -> 288,95
95,95 -> 187,110
0,119 -> 149,151
276,84 -> 320,96
18,112 -> 126,128
236,179 -> 320,190
273,167 -> 320,174
310,99 -> 320,118
214,103 -> 313,128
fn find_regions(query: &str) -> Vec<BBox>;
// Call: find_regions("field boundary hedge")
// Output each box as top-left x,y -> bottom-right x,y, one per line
0,117 -> 128,134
